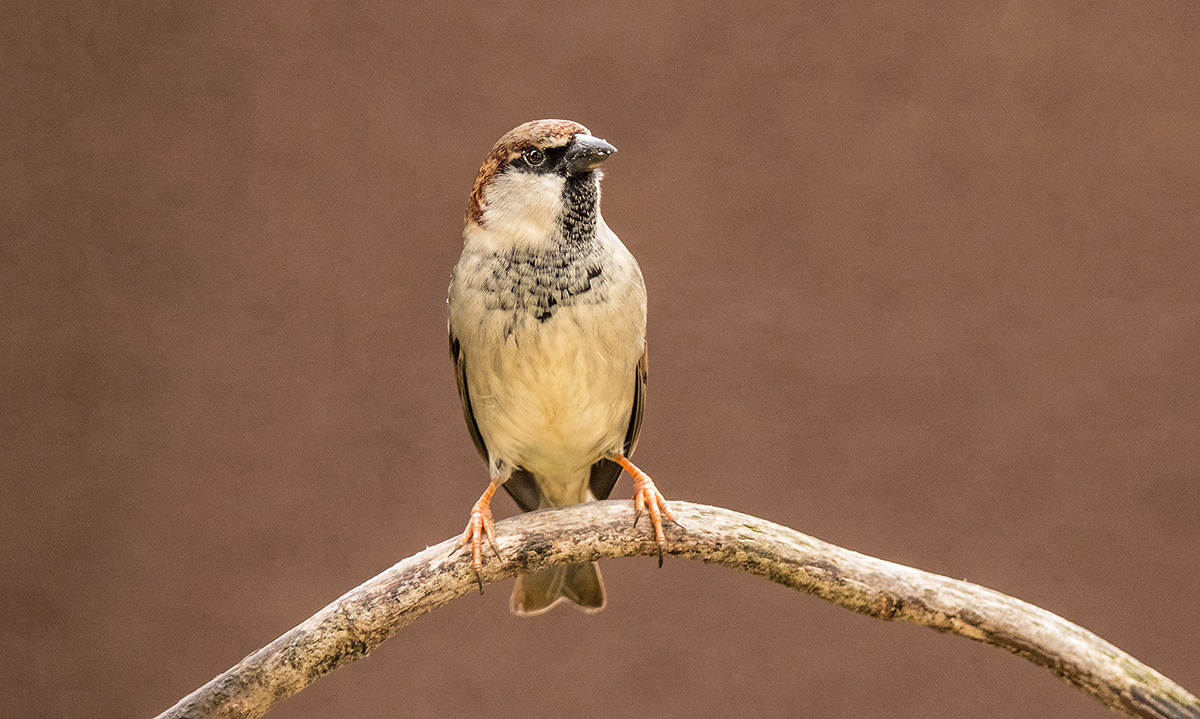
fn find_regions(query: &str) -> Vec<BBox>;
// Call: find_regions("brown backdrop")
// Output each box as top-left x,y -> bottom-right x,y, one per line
4,2 -> 1198,717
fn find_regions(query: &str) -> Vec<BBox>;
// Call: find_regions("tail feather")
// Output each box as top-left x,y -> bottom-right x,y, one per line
510,562 -> 606,616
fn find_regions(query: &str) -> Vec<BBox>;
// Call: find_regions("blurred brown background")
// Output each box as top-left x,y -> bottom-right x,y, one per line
4,2 -> 1198,717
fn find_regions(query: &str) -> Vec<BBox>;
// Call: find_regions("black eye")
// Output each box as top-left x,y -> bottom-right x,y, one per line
523,148 -> 545,166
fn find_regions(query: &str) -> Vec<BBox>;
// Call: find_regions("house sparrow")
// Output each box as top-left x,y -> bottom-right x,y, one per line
447,119 -> 676,615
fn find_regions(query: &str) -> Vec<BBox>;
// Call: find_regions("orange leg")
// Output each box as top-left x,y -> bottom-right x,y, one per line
610,454 -> 679,567
453,482 -> 502,593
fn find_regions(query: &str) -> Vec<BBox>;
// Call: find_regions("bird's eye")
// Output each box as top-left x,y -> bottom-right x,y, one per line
523,148 -> 545,166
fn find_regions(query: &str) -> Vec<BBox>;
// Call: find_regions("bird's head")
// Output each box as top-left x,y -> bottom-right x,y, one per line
465,119 -> 617,249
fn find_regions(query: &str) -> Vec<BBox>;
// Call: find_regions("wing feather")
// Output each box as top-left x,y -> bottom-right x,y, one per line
449,333 -> 489,462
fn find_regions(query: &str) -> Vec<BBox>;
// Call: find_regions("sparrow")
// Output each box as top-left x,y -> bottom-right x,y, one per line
447,119 -> 676,615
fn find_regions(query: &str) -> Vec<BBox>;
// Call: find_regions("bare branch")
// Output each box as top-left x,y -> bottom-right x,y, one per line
153,501 -> 1198,719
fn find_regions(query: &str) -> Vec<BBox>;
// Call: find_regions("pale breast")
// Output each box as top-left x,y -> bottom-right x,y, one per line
449,230 -> 646,480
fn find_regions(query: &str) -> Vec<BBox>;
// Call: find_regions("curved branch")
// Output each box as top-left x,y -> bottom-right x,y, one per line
153,501 -> 1198,719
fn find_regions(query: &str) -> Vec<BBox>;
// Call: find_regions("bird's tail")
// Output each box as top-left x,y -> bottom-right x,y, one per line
510,561 -> 606,616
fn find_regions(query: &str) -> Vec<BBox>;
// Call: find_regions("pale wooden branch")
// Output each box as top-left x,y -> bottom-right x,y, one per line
154,501 -> 1198,719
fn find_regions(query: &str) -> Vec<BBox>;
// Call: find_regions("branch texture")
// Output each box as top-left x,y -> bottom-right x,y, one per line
155,501 -> 1198,719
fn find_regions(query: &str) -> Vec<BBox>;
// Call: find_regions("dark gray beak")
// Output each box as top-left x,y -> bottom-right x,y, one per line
565,134 -> 617,174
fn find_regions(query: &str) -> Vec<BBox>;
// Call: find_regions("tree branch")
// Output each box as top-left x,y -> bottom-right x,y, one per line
153,501 -> 1198,719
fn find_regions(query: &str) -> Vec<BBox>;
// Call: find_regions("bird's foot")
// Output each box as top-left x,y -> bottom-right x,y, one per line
610,454 -> 679,567
452,484 -> 501,593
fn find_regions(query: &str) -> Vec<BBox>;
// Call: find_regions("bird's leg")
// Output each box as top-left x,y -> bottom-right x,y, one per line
609,453 -> 679,567
453,481 -> 502,594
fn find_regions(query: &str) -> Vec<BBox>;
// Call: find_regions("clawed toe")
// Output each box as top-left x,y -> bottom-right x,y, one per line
633,479 -> 677,567
453,486 -> 501,593
610,454 -> 678,568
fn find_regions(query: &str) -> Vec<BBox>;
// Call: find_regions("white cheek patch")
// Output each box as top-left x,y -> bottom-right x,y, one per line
480,171 -> 566,249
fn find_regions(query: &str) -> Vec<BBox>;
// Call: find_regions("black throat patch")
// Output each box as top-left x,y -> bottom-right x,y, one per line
558,173 -> 599,248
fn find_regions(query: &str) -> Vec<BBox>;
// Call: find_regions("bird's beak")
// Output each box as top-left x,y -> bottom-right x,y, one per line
565,134 -> 617,174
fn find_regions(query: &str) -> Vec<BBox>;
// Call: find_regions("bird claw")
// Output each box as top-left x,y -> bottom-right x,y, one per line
632,474 -> 679,567
610,454 -> 679,568
453,494 -> 501,594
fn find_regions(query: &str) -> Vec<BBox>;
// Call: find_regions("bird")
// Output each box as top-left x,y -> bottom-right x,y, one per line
447,119 -> 676,615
